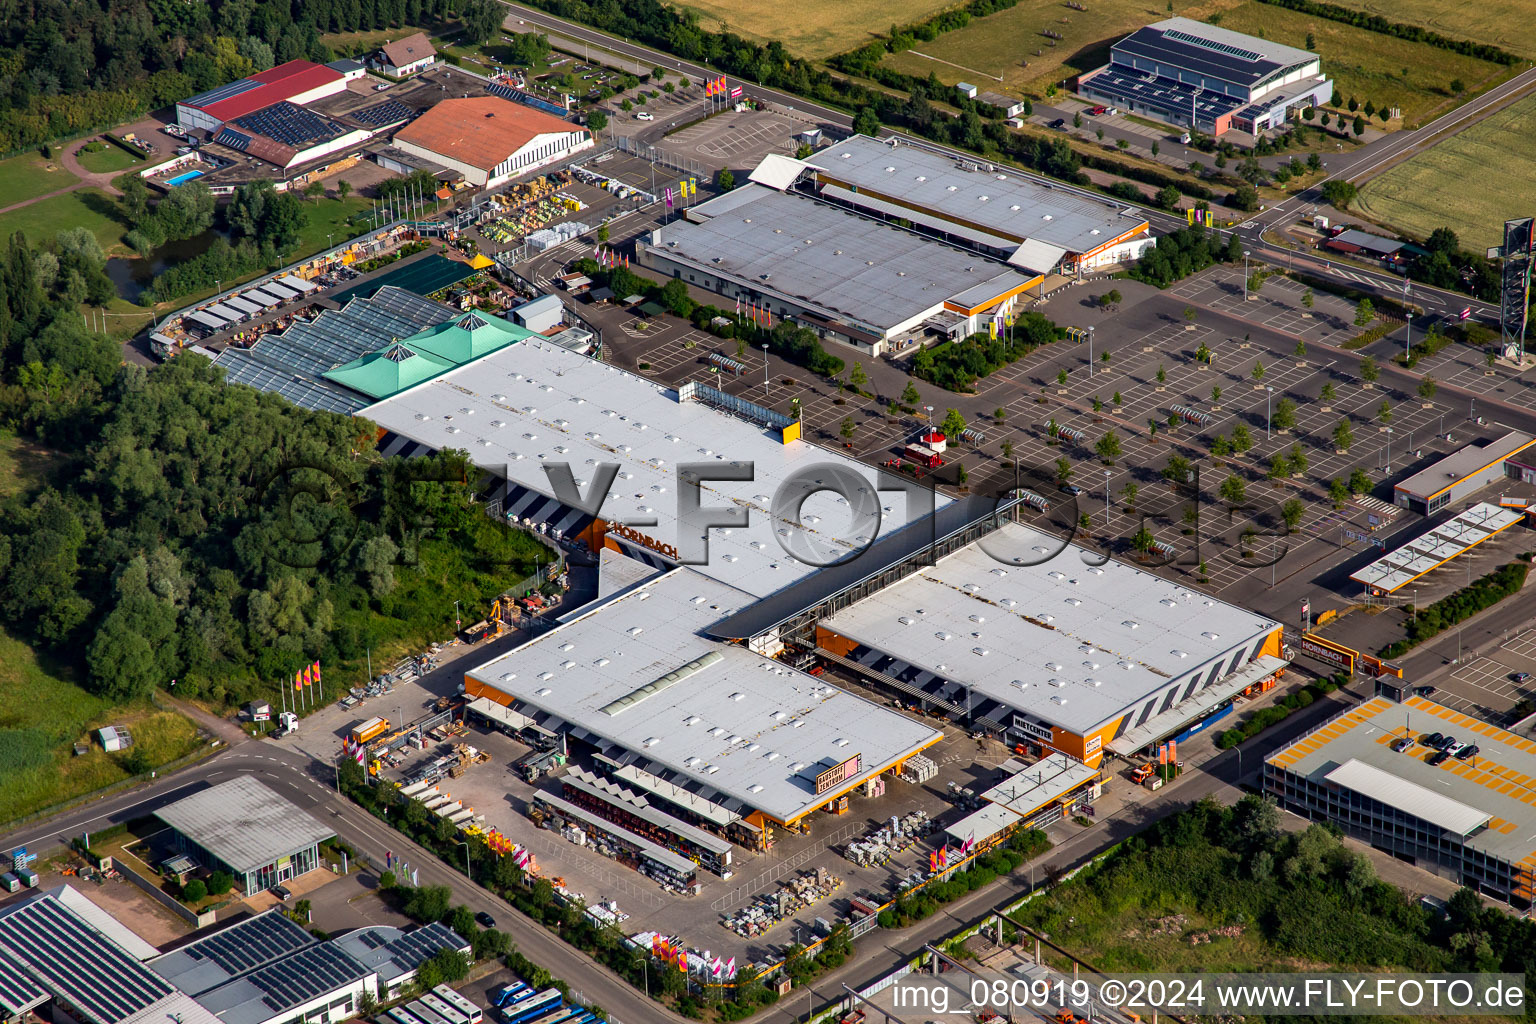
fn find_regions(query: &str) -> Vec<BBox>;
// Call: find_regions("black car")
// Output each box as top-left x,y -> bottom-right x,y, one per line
1422,731 -> 1444,748
1514,672 -> 1531,683
1455,744 -> 1480,760
1428,750 -> 1450,766
1049,118 -> 1067,130
476,911 -> 496,928
269,884 -> 292,902
1436,734 -> 1457,750
1415,685 -> 1437,697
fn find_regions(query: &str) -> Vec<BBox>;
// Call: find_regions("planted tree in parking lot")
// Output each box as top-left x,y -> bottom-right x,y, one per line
1211,384 -> 1222,404
840,417 -> 856,441
901,381 -> 921,407
1302,287 -> 1315,308
1418,376 -> 1438,401
1333,418 -> 1354,451
1288,443 -> 1308,475
1354,298 -> 1376,326
1268,453 -> 1290,480
1251,360 -> 1266,382
1273,397 -> 1297,431
1212,434 -> 1232,456
1282,498 -> 1306,532
1122,482 -> 1139,508
1320,380 -> 1334,401
1219,474 -> 1247,504
1377,399 -> 1393,424
941,408 -> 967,439
1329,477 -> 1350,507
1095,430 -> 1122,464
1156,364 -> 1167,384
1232,423 -> 1253,452
1056,458 -> 1073,483
1058,368 -> 1069,386
1348,467 -> 1371,494
1359,355 -> 1379,383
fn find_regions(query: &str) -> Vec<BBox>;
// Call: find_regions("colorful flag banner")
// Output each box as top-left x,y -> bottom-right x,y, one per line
678,950 -> 688,972
293,671 -> 301,691
730,86 -> 743,99
313,660 -> 321,682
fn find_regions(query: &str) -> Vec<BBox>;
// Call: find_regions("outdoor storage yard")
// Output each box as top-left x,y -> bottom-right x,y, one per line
1354,91 -> 1536,251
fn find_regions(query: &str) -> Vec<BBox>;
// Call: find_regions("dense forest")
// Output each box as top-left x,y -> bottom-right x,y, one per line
0,0 -> 502,153
0,227 -> 544,713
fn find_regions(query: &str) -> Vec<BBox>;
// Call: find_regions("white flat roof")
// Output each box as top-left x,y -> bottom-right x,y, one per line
1324,758 -> 1490,835
1395,430 -> 1536,499
466,567 -> 943,823
360,340 -> 946,600
807,135 -> 1148,256
1350,502 -> 1523,593
979,753 -> 1100,813
819,522 -> 1279,734
944,802 -> 1021,846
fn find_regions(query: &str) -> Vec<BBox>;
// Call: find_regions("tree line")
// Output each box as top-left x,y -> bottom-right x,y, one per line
0,226 -> 545,712
1252,0 -> 1520,63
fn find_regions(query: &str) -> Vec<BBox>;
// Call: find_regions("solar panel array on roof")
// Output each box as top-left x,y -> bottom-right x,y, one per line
234,102 -> 347,148
182,912 -> 314,978
0,894 -> 173,1024
484,82 -> 569,119
0,948 -> 49,1015
384,923 -> 465,967
216,128 -> 253,152
185,78 -> 266,111
352,99 -> 418,127
249,944 -> 365,1012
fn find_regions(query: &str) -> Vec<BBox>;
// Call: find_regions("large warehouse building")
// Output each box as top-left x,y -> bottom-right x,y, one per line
360,338 -> 950,596
771,135 -> 1153,275
176,60 -> 350,134
1392,429 -> 1536,514
816,521 -> 1285,766
1079,18 -> 1333,136
392,96 -> 592,188
638,184 -> 1043,356
1266,695 -> 1536,905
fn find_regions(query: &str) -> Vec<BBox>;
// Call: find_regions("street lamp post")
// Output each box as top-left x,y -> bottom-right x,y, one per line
634,958 -> 650,998
454,599 -> 460,632
1088,325 -> 1095,378
1243,250 -> 1251,300
1266,385 -> 1274,438
1385,426 -> 1394,472
1403,277 -> 1412,360
762,344 -> 770,396
1104,468 -> 1111,523
455,840 -> 471,879
925,405 -> 934,427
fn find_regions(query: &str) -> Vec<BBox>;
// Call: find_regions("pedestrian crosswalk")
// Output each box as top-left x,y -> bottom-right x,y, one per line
1353,495 -> 1399,518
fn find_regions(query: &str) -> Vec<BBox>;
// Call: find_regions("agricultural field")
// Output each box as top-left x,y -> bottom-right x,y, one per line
0,149 -> 79,208
1354,91 -> 1536,252
1303,0 -> 1536,59
675,0 -> 959,60
879,0 -> 1507,118
1212,2 -> 1510,126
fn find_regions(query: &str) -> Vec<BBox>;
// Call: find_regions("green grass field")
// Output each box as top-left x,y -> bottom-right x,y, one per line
1354,92 -> 1536,251
1304,0 -> 1536,58
0,150 -> 79,207
0,187 -> 127,252
880,0 -> 1507,117
675,0 -> 959,59
1211,2 -> 1509,125
75,141 -> 145,175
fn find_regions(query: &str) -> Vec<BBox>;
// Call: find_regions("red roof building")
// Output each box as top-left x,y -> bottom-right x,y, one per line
176,61 -> 347,132
391,96 -> 593,188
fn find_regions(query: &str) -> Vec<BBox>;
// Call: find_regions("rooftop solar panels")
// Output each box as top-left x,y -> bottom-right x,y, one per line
0,948 -> 49,1016
182,912 -> 314,978
216,128 -> 253,152
233,102 -> 347,149
0,893 -> 173,1024
353,99 -> 418,127
249,944 -> 364,1012
485,82 -> 569,119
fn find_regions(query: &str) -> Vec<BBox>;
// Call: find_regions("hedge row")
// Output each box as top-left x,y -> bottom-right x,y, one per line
1381,559 -> 1532,658
1215,673 -> 1350,749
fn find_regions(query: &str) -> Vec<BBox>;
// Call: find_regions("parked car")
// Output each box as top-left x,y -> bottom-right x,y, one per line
1434,734 -> 1457,750
269,884 -> 292,901
476,911 -> 497,927
1391,737 -> 1414,753
1422,731 -> 1444,748
1455,744 -> 1480,760
1415,685 -> 1437,696
1059,483 -> 1083,496
1444,741 -> 1467,757
1049,118 -> 1067,130
635,111 -> 655,121
1088,105 -> 1107,115
1513,672 -> 1531,683
1428,750 -> 1450,766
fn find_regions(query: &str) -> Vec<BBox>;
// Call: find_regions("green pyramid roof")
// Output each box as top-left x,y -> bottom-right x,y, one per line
402,310 -> 536,363
321,341 -> 456,399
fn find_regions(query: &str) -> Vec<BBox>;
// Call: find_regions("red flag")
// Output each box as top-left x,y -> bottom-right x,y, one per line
1159,743 -> 1168,765
678,950 -> 688,972
1169,739 -> 1178,764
